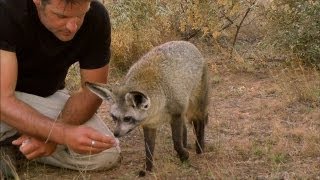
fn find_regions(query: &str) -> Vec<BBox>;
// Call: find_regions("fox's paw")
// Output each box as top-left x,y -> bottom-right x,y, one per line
178,150 -> 189,162
138,170 -> 146,177
196,144 -> 204,154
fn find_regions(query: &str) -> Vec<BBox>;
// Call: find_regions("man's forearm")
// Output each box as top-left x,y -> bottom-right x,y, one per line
1,95 -> 68,145
59,88 -> 102,125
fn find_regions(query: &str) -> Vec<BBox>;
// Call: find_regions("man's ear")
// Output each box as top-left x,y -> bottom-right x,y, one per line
85,82 -> 115,102
33,0 -> 41,6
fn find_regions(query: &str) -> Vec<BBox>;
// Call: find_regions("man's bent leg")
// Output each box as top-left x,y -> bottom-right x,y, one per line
1,90 -> 120,171
0,123 -> 18,142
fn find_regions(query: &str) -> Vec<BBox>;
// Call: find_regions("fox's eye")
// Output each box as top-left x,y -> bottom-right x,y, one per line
111,114 -> 118,121
123,116 -> 134,123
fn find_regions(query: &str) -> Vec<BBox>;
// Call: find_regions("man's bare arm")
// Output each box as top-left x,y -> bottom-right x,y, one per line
0,50 -> 115,154
0,50 -> 66,144
58,64 -> 109,125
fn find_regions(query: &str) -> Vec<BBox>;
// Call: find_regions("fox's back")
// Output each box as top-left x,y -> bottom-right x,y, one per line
86,41 -> 208,172
125,41 -> 205,97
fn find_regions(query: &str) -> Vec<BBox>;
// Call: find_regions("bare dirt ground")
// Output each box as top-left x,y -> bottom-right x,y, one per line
17,53 -> 320,179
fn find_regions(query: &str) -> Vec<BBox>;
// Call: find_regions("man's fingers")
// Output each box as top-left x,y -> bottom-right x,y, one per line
24,151 -> 41,160
85,146 -> 104,154
24,149 -> 48,160
73,145 -> 103,155
19,140 -> 36,155
89,139 -> 114,149
72,140 -> 111,154
65,126 -> 118,154
87,131 -> 116,146
12,138 -> 23,146
12,136 -> 29,146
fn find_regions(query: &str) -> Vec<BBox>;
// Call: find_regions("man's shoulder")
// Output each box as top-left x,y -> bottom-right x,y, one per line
0,0 -> 29,52
0,0 -> 28,12
81,0 -> 110,34
90,0 -> 108,13
87,0 -> 110,21
0,0 -> 29,22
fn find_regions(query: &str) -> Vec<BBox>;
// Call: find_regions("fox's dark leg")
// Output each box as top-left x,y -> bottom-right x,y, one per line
193,65 -> 209,154
193,113 -> 208,154
183,123 -> 187,148
171,114 -> 189,161
142,127 -> 157,174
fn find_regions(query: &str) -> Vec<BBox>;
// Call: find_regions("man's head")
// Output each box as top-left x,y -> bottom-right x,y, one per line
33,0 -> 91,41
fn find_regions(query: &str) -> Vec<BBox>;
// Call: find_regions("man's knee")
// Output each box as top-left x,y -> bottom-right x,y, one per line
37,145 -> 121,171
0,123 -> 18,142
93,148 -> 121,170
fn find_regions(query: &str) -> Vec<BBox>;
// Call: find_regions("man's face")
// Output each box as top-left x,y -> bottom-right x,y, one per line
33,0 -> 91,42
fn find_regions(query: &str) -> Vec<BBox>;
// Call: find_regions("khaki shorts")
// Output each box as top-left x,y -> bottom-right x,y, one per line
0,90 -> 120,171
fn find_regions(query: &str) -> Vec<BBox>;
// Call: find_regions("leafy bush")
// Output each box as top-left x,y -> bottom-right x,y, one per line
266,0 -> 320,68
105,0 -> 262,71
161,0 -> 262,47
105,1 -> 174,72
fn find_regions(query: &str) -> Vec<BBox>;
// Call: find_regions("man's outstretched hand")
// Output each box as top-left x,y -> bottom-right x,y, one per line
62,125 -> 117,154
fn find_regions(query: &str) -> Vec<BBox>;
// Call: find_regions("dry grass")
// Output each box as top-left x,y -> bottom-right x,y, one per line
0,152 -> 19,179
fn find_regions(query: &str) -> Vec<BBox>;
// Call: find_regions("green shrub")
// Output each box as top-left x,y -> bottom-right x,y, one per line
105,0 -> 175,72
165,0 -> 262,46
266,0 -> 320,68
105,0 -> 262,71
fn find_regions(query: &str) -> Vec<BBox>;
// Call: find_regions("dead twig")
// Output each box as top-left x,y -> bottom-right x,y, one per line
230,0 -> 258,59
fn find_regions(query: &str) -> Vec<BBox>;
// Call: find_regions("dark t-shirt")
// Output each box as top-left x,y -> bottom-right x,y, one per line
0,0 -> 111,97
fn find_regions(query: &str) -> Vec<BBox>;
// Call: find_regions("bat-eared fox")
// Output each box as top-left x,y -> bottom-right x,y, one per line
86,41 -> 208,176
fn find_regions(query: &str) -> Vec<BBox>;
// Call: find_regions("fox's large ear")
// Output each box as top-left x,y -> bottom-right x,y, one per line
125,91 -> 150,110
85,82 -> 115,102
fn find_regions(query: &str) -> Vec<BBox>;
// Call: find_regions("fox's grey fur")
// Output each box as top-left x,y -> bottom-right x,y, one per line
86,41 -> 208,175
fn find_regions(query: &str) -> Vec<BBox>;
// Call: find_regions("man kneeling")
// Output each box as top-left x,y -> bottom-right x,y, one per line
0,0 -> 120,178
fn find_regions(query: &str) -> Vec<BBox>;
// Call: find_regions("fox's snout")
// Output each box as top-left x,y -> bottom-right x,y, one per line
113,125 -> 135,138
113,130 -> 123,138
